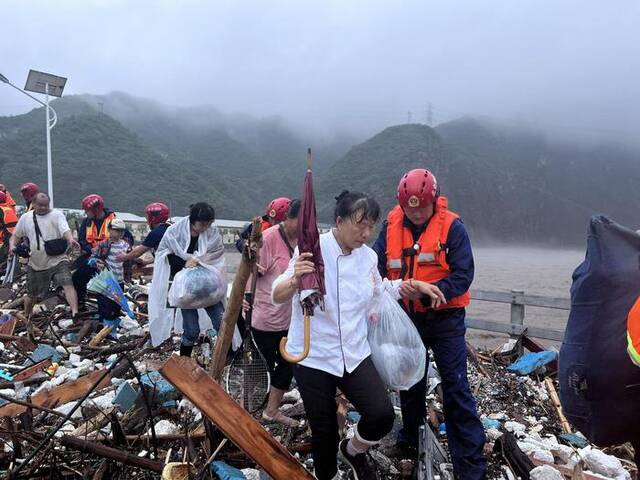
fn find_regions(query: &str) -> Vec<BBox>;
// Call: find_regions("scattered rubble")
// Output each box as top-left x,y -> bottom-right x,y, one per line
0,263 -> 635,480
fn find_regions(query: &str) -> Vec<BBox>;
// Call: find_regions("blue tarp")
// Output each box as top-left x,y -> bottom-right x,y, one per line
507,351 -> 557,375
559,215 -> 640,446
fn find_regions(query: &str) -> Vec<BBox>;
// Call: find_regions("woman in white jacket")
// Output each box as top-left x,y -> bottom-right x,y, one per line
273,191 -> 403,480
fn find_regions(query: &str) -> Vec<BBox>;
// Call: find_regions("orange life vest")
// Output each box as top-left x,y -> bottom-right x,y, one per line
627,296 -> 640,367
86,212 -> 116,248
0,192 -> 16,213
261,218 -> 272,232
385,196 -> 471,312
0,206 -> 18,246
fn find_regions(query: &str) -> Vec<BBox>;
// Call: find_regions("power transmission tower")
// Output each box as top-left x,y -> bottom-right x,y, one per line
426,102 -> 433,126
407,111 -> 413,123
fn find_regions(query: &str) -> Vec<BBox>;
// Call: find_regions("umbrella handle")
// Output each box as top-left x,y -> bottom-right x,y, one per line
279,313 -> 311,363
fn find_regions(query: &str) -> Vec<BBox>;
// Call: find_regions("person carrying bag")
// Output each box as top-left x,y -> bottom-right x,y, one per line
33,212 -> 68,256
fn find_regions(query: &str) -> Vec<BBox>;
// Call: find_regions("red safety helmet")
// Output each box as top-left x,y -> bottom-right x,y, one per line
81,194 -> 105,213
266,197 -> 291,224
0,191 -> 6,204
145,202 -> 170,226
20,182 -> 39,200
397,169 -> 438,208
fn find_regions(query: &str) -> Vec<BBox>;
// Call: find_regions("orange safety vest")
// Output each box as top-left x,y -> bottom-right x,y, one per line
386,196 -> 471,312
0,192 -> 17,213
0,206 -> 18,246
627,296 -> 640,367
86,212 -> 116,248
261,218 -> 272,232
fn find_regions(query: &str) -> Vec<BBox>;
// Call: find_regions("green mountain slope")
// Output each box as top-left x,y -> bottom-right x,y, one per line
321,120 -> 640,245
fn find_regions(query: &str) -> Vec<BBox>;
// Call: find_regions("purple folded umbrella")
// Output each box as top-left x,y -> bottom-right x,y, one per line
297,148 -> 325,314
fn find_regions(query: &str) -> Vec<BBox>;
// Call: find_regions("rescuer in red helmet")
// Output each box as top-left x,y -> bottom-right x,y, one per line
20,182 -> 39,212
235,197 -> 292,253
73,194 -> 134,310
373,168 -> 486,479
116,202 -> 171,264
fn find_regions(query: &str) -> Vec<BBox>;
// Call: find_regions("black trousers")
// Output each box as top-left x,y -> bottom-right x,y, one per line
251,327 -> 293,391
294,357 -> 395,480
72,257 -> 97,303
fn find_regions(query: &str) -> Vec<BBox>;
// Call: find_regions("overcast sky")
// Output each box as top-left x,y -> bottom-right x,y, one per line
1,0 -> 639,141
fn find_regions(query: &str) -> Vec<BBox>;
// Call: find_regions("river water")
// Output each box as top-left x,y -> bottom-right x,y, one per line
466,245 -> 584,348
225,245 -> 586,349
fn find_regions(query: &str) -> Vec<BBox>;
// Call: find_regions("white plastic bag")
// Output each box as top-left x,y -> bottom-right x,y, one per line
169,266 -> 225,309
368,290 -> 426,390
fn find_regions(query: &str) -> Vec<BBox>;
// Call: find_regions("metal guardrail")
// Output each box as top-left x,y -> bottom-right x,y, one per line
466,289 -> 570,342
227,263 -> 570,341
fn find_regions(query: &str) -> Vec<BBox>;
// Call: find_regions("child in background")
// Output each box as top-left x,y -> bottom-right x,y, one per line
89,218 -> 132,337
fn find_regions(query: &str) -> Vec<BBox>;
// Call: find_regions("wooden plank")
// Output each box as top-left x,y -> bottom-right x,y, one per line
0,316 -> 16,336
12,359 -> 52,382
0,369 -> 111,417
471,289 -> 570,310
70,407 -> 116,438
161,355 -> 314,480
89,326 -> 113,347
209,217 -> 262,380
0,333 -> 36,351
465,318 -> 565,342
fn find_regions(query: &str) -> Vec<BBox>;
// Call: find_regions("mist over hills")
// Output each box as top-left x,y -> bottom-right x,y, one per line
1,92 -> 637,246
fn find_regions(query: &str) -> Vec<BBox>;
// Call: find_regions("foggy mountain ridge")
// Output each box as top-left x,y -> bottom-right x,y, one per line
0,92 -> 638,246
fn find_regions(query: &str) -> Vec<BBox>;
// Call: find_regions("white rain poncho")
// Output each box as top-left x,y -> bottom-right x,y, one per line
149,216 -> 227,347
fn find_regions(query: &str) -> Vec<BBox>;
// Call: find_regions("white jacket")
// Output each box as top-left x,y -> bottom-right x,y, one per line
273,230 -> 398,377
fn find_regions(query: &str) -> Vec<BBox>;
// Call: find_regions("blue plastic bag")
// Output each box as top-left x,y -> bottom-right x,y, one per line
211,461 -> 246,479
507,351 -> 557,375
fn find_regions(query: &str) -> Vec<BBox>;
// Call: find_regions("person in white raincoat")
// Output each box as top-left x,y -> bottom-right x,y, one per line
149,202 -> 226,356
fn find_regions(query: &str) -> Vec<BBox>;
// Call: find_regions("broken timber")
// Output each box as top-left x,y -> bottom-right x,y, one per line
12,359 -> 52,381
59,435 -> 164,473
161,355 -> 314,480
209,216 -> 263,380
0,368 -> 111,417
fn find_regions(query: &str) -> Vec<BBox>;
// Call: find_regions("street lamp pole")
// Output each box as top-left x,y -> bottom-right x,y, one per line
44,83 -> 56,206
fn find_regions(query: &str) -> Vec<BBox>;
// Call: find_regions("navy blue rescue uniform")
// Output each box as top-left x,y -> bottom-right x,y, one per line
142,223 -> 169,254
373,217 -> 487,480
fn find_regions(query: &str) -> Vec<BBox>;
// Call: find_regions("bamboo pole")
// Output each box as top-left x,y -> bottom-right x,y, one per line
544,377 -> 572,434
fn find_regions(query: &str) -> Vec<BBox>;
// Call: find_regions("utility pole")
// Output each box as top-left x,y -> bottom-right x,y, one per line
426,102 -> 433,126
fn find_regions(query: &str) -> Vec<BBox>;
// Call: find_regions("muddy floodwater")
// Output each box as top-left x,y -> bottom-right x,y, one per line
225,245 -> 585,349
